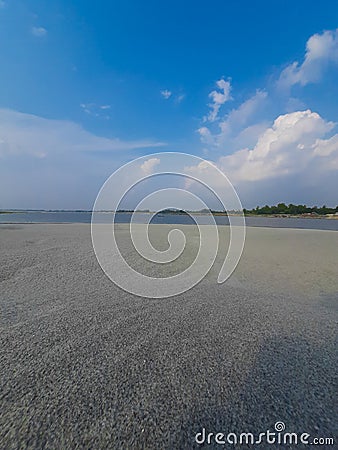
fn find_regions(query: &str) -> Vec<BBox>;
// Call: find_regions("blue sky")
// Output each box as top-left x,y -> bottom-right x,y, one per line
0,0 -> 338,209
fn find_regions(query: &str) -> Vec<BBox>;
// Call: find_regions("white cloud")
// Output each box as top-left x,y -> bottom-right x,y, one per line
0,1 -> 6,9
0,109 -> 166,209
80,103 -> 111,117
31,26 -> 47,37
278,29 -> 338,88
313,134 -> 338,156
161,90 -> 185,103
140,157 -> 161,175
191,110 -> 337,194
217,110 -> 335,182
198,90 -> 268,147
197,126 -> 215,146
312,134 -> 338,171
205,78 -> 232,122
219,90 -> 267,136
80,103 -> 93,115
176,94 -> 186,103
194,29 -> 338,206
185,159 -> 224,189
160,90 -> 172,99
0,108 -> 165,158
189,109 -> 338,206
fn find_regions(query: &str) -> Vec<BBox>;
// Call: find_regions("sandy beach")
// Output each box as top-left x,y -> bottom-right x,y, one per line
0,224 -> 337,449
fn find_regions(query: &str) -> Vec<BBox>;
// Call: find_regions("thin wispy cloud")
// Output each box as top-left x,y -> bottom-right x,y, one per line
80,103 -> 111,117
198,89 -> 268,147
0,108 -> 165,158
175,94 -> 186,104
0,109 -> 165,209
31,26 -> 48,37
160,90 -> 172,99
161,89 -> 186,104
0,1 -> 6,9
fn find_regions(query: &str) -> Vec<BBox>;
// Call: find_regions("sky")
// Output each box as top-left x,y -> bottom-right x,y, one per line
0,0 -> 338,209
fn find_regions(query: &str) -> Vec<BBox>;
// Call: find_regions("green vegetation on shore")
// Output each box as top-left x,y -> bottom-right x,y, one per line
243,203 -> 338,216
116,204 -> 338,217
120,205 -> 338,216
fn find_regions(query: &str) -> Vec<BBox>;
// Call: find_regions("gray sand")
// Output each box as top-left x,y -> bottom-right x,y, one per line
0,224 -> 337,449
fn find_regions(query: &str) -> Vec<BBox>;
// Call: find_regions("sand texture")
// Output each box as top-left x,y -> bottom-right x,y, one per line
0,224 -> 337,449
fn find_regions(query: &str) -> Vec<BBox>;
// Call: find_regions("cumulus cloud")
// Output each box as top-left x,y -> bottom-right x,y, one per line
218,110 -> 335,182
195,29 -> 338,205
198,29 -> 338,153
311,134 -> 338,172
199,29 -> 338,150
190,110 -> 338,206
205,78 -> 232,122
313,133 -> 338,157
31,26 -> 47,37
160,90 -> 172,99
140,157 -> 161,176
278,29 -> 338,88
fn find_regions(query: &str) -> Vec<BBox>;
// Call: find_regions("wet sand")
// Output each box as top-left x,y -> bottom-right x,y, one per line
0,224 -> 337,449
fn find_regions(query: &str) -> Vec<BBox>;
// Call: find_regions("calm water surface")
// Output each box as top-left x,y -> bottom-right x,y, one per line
0,211 -> 337,230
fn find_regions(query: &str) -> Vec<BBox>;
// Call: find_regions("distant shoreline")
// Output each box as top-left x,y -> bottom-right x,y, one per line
1,210 -> 338,219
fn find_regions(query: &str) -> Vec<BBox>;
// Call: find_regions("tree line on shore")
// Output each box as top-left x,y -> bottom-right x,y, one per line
147,204 -> 338,216
115,205 -> 338,216
243,203 -> 338,215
